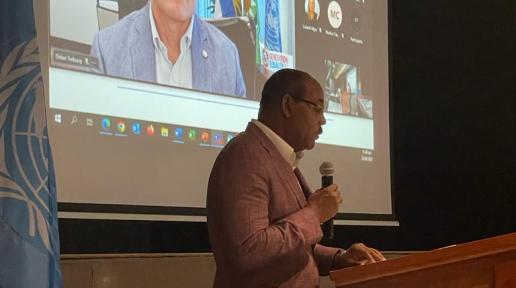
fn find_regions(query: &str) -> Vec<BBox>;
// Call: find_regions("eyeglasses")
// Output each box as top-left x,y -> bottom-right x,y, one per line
287,94 -> 325,114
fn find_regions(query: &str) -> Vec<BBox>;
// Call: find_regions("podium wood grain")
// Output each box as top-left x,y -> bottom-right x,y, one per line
330,233 -> 516,288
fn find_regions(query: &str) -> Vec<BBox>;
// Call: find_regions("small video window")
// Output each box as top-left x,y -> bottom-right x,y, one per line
323,60 -> 373,119
304,0 -> 320,22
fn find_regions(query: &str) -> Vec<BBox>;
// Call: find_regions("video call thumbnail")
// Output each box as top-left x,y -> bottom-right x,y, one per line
324,60 -> 372,118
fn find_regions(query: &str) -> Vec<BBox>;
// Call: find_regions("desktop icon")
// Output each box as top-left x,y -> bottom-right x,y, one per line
86,118 -> 94,126
101,118 -> 111,131
212,131 -> 224,146
146,124 -> 155,136
132,122 -> 141,135
54,113 -> 62,124
70,115 -> 78,125
174,127 -> 184,140
188,129 -> 197,141
201,131 -> 210,143
117,121 -> 126,133
160,127 -> 169,137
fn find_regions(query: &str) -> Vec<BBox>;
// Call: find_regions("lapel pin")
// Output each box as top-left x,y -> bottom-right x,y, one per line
202,49 -> 208,59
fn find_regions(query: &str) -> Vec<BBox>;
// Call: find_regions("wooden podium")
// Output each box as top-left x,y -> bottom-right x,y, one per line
330,233 -> 516,288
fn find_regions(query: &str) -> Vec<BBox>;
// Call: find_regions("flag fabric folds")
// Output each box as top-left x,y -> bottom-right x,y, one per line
264,0 -> 282,52
0,0 -> 62,287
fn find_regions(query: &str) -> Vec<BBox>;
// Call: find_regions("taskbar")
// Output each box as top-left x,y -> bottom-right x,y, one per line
49,109 -> 237,149
48,109 -> 375,162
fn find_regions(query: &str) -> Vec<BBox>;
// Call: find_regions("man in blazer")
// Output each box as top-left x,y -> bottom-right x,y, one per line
91,0 -> 246,98
207,69 -> 384,287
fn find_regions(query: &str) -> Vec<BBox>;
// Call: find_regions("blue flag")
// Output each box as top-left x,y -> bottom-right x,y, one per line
264,0 -> 282,52
196,0 -> 217,19
0,0 -> 63,287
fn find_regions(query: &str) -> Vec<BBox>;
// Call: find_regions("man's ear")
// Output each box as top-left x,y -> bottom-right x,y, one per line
281,94 -> 293,118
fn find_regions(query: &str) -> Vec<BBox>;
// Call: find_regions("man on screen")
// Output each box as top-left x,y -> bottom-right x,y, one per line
207,69 -> 384,287
91,0 -> 246,98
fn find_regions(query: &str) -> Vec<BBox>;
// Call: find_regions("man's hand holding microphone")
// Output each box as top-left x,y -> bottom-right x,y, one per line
306,162 -> 386,269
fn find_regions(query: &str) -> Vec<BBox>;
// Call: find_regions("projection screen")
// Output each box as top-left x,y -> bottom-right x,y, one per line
44,0 -> 395,225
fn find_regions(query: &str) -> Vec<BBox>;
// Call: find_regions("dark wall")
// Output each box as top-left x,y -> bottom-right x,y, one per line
386,0 -> 516,249
59,0 -> 516,253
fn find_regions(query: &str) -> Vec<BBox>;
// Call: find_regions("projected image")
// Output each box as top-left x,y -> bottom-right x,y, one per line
50,0 -> 295,100
90,0 -> 246,98
323,60 -> 373,118
197,0 -> 296,95
47,0 -> 392,221
256,0 -> 295,78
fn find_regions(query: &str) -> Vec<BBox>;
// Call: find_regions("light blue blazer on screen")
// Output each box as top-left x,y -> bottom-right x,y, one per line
91,4 -> 246,97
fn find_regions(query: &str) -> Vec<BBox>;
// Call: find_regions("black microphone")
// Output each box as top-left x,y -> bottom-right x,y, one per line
319,162 -> 334,241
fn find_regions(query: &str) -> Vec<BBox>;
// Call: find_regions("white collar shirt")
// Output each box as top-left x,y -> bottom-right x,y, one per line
252,120 -> 303,170
149,1 -> 194,88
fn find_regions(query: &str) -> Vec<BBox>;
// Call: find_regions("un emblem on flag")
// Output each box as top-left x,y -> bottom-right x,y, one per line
0,39 -> 55,253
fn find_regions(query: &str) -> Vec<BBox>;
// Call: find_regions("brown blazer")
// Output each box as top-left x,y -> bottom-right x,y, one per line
207,122 -> 340,288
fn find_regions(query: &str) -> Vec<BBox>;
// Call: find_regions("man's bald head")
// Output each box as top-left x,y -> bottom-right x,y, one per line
259,69 -> 321,116
257,69 -> 326,152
